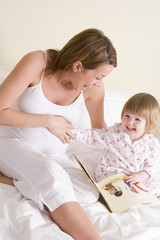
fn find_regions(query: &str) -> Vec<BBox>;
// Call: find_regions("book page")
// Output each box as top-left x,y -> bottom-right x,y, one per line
73,155 -> 159,213
98,173 -> 159,213
73,154 -> 100,191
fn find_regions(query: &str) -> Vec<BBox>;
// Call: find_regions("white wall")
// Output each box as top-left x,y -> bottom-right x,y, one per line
0,0 -> 160,101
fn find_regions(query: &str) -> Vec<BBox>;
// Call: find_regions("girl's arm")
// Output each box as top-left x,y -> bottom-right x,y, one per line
125,137 -> 160,184
142,139 -> 160,177
73,128 -> 107,148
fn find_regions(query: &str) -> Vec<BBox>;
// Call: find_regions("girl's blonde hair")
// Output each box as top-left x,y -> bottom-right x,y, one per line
45,28 -> 117,75
121,93 -> 160,132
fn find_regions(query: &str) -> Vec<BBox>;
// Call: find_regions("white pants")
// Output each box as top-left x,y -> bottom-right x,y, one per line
0,137 -> 98,211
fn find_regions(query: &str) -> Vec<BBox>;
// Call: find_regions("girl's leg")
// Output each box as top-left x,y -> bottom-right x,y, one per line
49,202 -> 102,240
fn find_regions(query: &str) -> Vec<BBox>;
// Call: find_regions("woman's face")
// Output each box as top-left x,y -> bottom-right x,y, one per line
72,63 -> 114,91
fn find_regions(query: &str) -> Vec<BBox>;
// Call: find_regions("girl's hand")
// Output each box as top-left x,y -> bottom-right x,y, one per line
47,115 -> 76,143
124,171 -> 150,184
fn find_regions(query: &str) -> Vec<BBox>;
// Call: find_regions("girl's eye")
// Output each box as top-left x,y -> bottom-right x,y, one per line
96,76 -> 101,80
125,115 -> 130,118
135,118 -> 141,121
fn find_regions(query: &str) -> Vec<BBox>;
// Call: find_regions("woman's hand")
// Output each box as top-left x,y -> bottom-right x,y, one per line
124,171 -> 150,184
47,115 -> 76,143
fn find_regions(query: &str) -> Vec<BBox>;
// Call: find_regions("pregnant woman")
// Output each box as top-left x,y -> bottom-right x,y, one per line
0,28 -> 117,240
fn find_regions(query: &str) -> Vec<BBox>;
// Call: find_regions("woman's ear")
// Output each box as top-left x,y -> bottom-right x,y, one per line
72,61 -> 83,72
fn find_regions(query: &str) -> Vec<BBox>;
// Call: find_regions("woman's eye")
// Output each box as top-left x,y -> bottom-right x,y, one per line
135,118 -> 140,121
125,115 -> 130,118
96,77 -> 101,80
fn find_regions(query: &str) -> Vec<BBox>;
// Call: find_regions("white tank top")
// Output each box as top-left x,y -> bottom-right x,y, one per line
0,52 -> 84,156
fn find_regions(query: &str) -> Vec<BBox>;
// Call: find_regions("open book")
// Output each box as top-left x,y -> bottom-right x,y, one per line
73,154 -> 159,213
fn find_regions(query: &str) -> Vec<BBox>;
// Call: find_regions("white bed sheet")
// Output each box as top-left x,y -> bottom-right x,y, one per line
1,142 -> 160,240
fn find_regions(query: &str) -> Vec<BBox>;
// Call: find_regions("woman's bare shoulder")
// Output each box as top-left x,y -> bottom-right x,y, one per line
20,50 -> 46,69
2,50 -> 47,88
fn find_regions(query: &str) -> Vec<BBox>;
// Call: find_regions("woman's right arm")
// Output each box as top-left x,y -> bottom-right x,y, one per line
0,50 -> 49,127
0,51 -> 74,143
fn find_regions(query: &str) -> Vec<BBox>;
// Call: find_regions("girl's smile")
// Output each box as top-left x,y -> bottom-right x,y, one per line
121,113 -> 146,142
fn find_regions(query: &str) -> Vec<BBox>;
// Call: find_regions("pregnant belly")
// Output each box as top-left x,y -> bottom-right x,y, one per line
0,126 -> 69,157
24,127 -> 69,156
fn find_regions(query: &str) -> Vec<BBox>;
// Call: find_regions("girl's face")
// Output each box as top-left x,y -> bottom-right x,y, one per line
72,63 -> 114,91
121,112 -> 146,142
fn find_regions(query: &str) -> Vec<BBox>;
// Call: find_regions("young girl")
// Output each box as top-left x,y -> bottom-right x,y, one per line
74,93 -> 160,197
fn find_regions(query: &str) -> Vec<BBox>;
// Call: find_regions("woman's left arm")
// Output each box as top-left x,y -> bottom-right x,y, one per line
83,83 -> 107,129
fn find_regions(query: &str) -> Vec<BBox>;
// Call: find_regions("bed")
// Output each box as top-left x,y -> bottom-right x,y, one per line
0,67 -> 160,240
